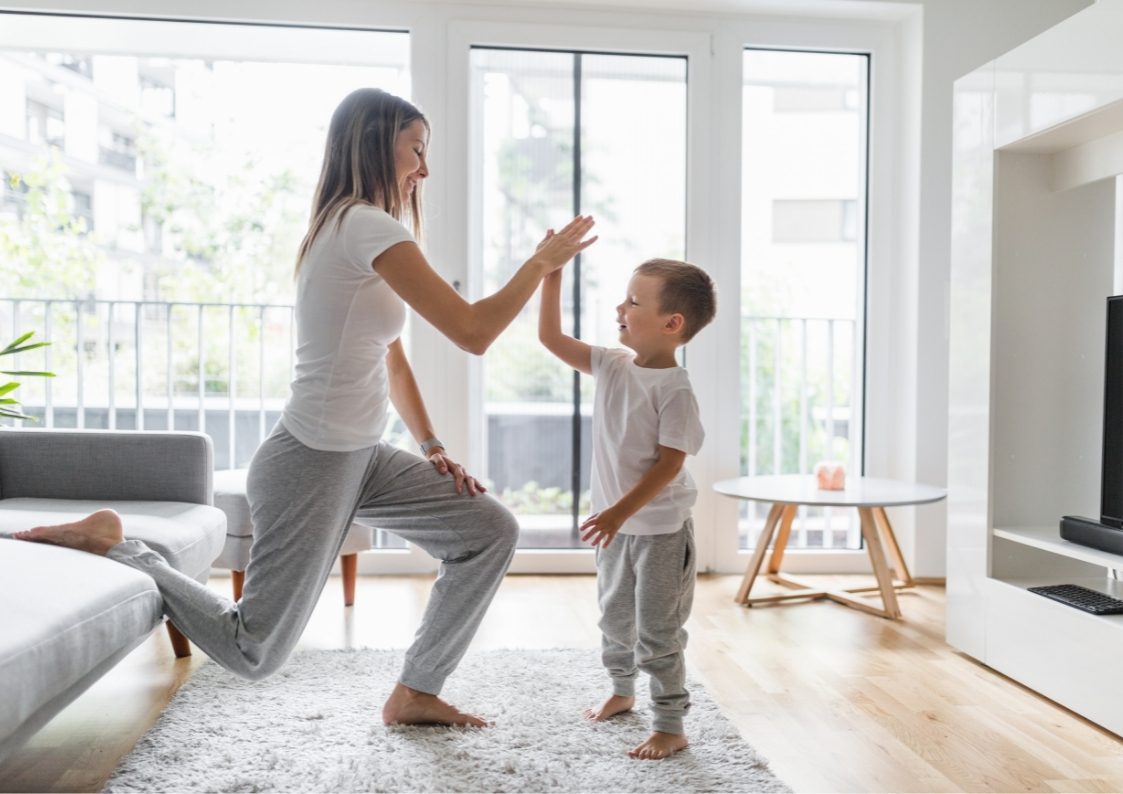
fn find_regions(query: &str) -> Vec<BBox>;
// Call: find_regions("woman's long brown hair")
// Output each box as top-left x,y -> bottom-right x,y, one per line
295,88 -> 427,274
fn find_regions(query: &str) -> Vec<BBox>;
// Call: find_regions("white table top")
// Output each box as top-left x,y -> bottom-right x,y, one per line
713,474 -> 946,508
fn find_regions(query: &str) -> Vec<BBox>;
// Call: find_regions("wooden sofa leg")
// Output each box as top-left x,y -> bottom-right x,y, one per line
232,570 -> 245,601
342,554 -> 357,607
166,622 -> 191,658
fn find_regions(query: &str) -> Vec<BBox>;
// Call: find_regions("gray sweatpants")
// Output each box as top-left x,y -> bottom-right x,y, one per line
596,519 -> 695,735
107,422 -> 518,693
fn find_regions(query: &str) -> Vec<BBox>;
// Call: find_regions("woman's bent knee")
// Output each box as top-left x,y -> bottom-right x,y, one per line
491,500 -> 520,551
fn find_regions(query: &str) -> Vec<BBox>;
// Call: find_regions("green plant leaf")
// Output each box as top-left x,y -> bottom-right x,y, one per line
0,370 -> 54,377
0,382 -> 18,397
0,407 -> 36,420
0,342 -> 49,357
0,331 -> 34,354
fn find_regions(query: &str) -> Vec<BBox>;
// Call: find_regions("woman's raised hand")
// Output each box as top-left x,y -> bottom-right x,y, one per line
532,215 -> 597,274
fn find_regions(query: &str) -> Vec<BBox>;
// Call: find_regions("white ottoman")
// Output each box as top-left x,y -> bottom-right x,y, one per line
211,468 -> 374,606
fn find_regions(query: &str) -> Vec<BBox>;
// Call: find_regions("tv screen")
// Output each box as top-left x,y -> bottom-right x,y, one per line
1102,295 -> 1123,527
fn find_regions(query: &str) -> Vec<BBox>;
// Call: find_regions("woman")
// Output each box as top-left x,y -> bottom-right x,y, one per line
12,88 -> 596,727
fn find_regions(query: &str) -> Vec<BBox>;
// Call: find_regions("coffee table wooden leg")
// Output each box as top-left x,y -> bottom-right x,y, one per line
736,502 -> 784,604
874,506 -> 913,586
857,507 -> 901,619
767,504 -> 797,574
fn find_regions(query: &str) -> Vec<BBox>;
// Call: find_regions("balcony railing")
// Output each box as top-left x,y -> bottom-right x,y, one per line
0,298 -> 294,470
0,298 -> 862,550
740,313 -> 861,550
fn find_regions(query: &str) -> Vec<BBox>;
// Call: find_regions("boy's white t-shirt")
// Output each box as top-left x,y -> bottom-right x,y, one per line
589,346 -> 705,535
282,204 -> 414,451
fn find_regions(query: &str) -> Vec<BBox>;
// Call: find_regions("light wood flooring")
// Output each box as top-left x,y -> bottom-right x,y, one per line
2,574 -> 1123,793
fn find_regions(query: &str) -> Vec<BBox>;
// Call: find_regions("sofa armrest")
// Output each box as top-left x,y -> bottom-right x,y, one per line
0,429 -> 213,505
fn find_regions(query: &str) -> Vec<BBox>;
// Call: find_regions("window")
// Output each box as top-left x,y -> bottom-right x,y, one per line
26,99 -> 64,148
70,189 -> 93,231
98,127 -> 137,173
0,19 -> 411,489
44,52 -> 92,78
772,199 -> 858,243
139,65 -> 175,118
741,48 -> 869,551
470,47 -> 687,549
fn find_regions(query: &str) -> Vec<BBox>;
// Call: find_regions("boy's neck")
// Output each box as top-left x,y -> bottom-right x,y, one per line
630,345 -> 680,369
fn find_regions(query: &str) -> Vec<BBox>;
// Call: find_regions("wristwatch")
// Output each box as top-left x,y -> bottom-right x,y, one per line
419,437 -> 445,457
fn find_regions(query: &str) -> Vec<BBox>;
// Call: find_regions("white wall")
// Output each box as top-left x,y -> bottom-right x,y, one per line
0,0 -> 1092,576
880,0 -> 1090,577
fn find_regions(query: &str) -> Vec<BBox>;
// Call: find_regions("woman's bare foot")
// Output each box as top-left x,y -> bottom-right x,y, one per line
381,682 -> 491,728
628,731 -> 689,760
584,693 -> 635,721
10,508 -> 124,556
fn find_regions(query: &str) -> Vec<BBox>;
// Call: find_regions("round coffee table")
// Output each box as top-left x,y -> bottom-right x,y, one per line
714,474 -> 946,619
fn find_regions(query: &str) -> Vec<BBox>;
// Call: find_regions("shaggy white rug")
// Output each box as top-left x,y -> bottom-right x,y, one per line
104,648 -> 788,793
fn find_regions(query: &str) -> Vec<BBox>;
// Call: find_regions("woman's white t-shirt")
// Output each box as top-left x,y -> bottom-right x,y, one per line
281,204 -> 414,451
590,346 -> 705,535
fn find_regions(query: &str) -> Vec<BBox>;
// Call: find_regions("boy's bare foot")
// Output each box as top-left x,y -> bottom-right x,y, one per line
584,693 -> 635,721
10,508 -> 124,556
381,682 -> 491,728
628,730 -> 689,760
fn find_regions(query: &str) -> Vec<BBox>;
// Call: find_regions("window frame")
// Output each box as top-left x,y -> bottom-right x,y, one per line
444,21 -> 711,573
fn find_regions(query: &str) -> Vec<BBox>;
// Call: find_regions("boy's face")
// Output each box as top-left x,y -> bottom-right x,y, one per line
615,273 -> 678,352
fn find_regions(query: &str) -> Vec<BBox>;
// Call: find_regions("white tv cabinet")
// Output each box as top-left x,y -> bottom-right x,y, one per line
948,0 -> 1123,736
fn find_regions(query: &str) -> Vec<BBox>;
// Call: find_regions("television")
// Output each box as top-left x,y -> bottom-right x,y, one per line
1103,295 -> 1123,528
1060,295 -> 1123,552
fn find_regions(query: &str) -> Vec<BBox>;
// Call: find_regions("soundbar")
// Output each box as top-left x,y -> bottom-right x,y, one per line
1060,515 -> 1123,555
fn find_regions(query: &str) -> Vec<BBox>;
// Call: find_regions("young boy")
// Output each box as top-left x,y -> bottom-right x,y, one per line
538,255 -> 716,760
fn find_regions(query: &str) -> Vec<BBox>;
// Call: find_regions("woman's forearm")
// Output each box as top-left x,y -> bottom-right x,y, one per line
465,255 -> 551,352
387,341 -> 438,447
374,216 -> 595,356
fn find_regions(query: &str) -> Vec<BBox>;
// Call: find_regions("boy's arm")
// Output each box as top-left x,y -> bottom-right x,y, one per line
579,445 -> 688,548
538,269 -> 593,375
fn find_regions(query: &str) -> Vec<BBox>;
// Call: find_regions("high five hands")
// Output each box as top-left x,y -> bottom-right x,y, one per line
533,215 -> 597,273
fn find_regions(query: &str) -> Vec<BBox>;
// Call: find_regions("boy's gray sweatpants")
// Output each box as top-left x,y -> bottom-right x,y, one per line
107,422 -> 518,693
596,519 -> 695,735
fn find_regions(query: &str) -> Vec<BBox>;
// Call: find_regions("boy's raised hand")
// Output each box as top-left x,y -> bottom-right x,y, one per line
532,215 -> 597,274
580,505 -> 627,548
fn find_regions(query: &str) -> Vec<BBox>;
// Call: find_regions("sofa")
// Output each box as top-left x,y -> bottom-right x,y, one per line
0,429 -> 226,764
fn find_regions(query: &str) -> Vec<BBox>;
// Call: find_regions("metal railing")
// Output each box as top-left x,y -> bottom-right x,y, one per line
1,298 -> 863,549
0,297 -> 295,470
741,313 -> 861,550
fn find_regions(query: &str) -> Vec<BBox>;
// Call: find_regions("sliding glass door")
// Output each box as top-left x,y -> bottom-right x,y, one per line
469,46 -> 687,549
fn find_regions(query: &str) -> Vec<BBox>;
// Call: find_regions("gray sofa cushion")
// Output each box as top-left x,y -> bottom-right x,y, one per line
0,540 -> 162,761
0,499 -> 226,580
0,430 -> 212,504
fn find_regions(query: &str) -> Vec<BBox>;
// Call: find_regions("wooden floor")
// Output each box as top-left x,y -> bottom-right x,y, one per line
3,574 -> 1123,792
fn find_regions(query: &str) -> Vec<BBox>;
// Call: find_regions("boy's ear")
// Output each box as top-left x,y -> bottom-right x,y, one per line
663,313 -> 686,336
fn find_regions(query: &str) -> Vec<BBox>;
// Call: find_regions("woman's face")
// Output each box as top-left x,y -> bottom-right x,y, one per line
394,119 -> 429,203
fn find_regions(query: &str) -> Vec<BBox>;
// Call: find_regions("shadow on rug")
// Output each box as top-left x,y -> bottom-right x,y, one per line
105,648 -> 789,793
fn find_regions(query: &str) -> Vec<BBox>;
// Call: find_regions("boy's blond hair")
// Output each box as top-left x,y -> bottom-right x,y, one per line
634,258 -> 717,342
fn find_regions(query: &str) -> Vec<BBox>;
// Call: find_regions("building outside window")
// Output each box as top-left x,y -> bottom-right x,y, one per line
740,48 -> 869,551
26,98 -> 64,148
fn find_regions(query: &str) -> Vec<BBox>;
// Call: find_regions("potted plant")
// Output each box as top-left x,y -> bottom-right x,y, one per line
0,331 -> 53,421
